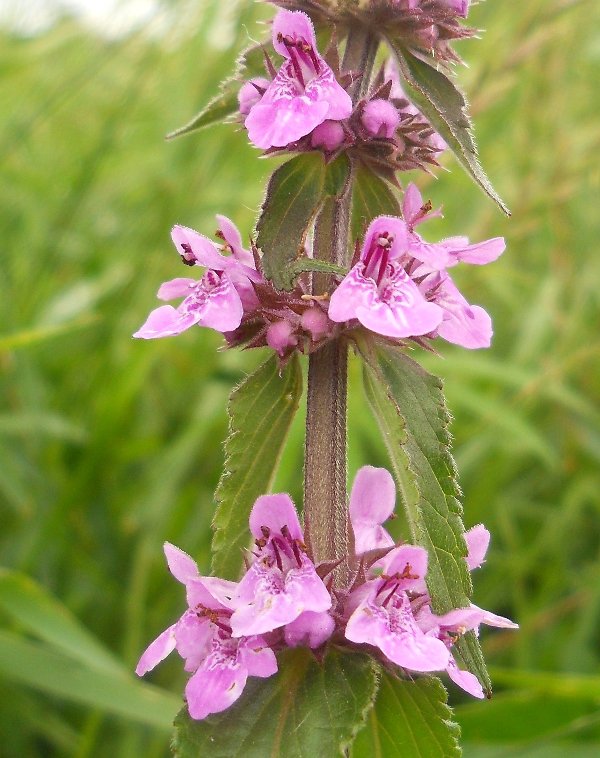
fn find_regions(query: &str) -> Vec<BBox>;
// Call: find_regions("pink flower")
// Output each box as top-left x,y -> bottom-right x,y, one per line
245,10 -> 352,149
414,524 -> 517,698
328,216 -> 444,338
134,218 -> 261,339
349,466 -> 396,555
310,120 -> 346,152
345,545 -> 450,672
230,494 -> 332,637
135,543 -> 277,720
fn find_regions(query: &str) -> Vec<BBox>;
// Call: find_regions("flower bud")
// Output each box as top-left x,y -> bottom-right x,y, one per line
266,320 -> 298,356
300,306 -> 330,341
361,99 -> 400,139
238,77 -> 270,116
310,120 -> 345,152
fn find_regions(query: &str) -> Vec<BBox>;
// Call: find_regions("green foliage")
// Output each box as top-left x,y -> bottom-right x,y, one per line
352,675 -> 461,758
1,0 -> 599,754
350,164 -> 400,242
360,341 -> 489,691
212,354 -> 303,580
388,42 -> 510,216
172,648 -> 379,757
166,44 -> 267,139
257,152 -> 350,289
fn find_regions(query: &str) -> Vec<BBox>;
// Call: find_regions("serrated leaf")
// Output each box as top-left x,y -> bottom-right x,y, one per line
359,340 -> 491,694
290,258 -> 347,276
166,44 -> 265,139
211,354 -> 302,580
350,164 -> 400,242
257,153 -> 351,291
387,41 -> 510,216
172,648 -> 379,758
352,674 -> 461,758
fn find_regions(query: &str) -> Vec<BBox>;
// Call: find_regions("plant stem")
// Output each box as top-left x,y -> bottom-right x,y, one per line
303,25 -> 378,581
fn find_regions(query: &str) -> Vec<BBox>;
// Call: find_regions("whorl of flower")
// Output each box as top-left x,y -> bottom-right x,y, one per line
244,10 -> 352,149
136,467 -> 516,718
327,184 -> 505,348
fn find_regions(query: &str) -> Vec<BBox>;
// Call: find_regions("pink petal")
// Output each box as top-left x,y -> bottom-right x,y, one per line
465,524 -> 490,570
248,493 -> 303,541
355,266 -> 444,339
349,466 -> 396,555
447,655 -> 484,698
171,225 -> 227,270
447,237 -> 506,266
135,624 -> 176,676
197,273 -> 244,333
431,273 -> 493,349
305,68 -> 352,121
284,610 -> 335,649
238,637 -> 278,678
174,611 -> 215,673
163,542 -> 199,585
245,96 -> 329,149
361,216 -> 409,262
215,214 -> 255,269
272,9 -> 317,57
133,305 -> 198,339
185,649 -> 248,720
157,277 -> 196,301
402,183 -> 443,229
374,545 -> 429,593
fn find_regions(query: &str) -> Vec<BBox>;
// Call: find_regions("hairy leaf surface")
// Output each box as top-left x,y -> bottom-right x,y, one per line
352,674 -> 461,757
211,354 -> 302,580
350,164 -> 400,243
388,41 -> 509,216
172,648 -> 379,758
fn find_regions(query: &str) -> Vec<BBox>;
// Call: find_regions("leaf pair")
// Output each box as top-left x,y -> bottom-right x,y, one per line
172,648 -> 461,758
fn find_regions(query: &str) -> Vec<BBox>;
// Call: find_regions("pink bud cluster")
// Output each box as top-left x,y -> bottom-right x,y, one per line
137,466 -> 516,720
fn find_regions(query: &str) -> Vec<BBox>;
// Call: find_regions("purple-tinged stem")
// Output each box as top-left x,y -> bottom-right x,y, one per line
303,26 -> 378,583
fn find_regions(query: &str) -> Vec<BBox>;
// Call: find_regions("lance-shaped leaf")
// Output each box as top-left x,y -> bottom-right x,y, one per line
387,40 -> 510,216
359,340 -> 491,694
257,153 -> 350,290
172,648 -> 380,758
166,44 -> 266,139
211,354 -> 302,580
351,674 -> 461,758
350,164 -> 400,243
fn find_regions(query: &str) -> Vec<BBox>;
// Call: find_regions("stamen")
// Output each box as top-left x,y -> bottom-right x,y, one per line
271,538 -> 283,572
381,581 -> 400,608
261,526 -> 270,539
291,538 -> 303,568
375,249 -> 390,287
180,242 -> 195,267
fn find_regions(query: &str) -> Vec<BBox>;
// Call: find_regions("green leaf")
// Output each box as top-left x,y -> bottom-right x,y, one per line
290,258 -> 347,277
359,340 -> 490,693
166,44 -> 265,139
350,164 -> 400,242
257,153 -> 350,290
387,41 -> 510,216
211,354 -> 303,580
0,569 -> 124,676
0,630 -> 179,731
352,674 -> 461,758
172,648 -> 379,758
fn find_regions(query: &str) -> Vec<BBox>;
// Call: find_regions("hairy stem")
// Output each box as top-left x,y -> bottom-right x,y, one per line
303,26 -> 379,580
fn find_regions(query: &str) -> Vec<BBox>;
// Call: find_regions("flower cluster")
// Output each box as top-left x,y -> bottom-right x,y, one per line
239,10 -> 446,176
137,466 -> 516,719
134,184 -> 504,352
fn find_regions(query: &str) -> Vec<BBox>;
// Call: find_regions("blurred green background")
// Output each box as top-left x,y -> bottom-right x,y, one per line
1,0 -> 599,755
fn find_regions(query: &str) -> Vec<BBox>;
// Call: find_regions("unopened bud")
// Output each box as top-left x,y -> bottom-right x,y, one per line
238,77 -> 270,116
310,120 -> 345,152
301,306 -> 330,341
361,99 -> 400,139
266,320 -> 298,356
